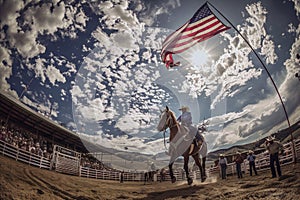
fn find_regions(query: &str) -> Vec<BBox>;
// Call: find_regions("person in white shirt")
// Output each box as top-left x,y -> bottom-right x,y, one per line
265,136 -> 284,178
219,154 -> 227,179
247,150 -> 258,176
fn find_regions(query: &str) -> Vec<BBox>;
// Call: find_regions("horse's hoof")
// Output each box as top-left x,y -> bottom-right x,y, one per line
187,178 -> 193,185
171,177 -> 176,183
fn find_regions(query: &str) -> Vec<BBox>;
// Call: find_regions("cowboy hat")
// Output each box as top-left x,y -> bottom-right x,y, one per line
248,150 -> 254,154
266,136 -> 275,141
179,106 -> 189,111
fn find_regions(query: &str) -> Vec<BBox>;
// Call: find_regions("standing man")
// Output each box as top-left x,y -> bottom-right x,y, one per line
247,150 -> 258,176
219,154 -> 227,179
235,152 -> 244,179
265,136 -> 284,178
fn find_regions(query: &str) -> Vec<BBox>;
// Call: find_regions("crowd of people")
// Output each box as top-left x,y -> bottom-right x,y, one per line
0,118 -> 111,172
0,120 -> 53,159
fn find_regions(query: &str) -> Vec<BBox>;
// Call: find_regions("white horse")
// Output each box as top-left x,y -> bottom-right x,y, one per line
157,106 -> 206,185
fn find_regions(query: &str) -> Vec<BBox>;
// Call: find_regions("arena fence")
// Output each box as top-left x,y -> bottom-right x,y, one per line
0,140 -> 50,169
0,138 -> 299,182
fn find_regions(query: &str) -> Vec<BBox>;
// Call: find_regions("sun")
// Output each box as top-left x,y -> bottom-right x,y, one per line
189,48 -> 210,68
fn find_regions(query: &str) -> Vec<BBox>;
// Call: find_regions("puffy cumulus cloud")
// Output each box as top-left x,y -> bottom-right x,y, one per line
110,31 -> 139,49
27,58 -> 66,86
9,30 -> 46,58
212,130 -> 243,149
90,1 -> 145,53
24,2 -> 66,35
46,64 -> 66,86
0,46 -> 13,93
75,98 -> 108,122
92,27 -> 113,48
96,0 -> 140,30
292,0 -> 300,16
260,35 -> 278,64
21,95 -> 58,118
0,0 -> 90,99
135,0 -> 181,26
0,0 -> 45,58
280,22 -> 300,125
75,7 -> 89,31
0,0 -> 24,27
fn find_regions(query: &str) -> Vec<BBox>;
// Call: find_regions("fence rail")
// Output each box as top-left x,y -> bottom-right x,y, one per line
1,138 -> 300,182
0,140 -> 50,169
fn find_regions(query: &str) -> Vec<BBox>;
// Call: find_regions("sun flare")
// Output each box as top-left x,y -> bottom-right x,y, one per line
189,48 -> 210,68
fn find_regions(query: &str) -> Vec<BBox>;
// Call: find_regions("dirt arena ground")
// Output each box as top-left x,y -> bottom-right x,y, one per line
0,155 -> 300,200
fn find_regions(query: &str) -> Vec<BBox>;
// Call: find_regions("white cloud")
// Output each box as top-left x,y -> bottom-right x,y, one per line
46,64 -> 66,85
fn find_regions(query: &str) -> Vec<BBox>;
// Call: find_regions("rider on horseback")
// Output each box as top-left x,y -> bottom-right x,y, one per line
177,106 -> 192,127
177,106 -> 205,149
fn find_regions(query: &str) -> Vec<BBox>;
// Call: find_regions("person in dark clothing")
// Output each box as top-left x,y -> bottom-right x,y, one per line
265,136 -> 284,178
235,152 -> 244,178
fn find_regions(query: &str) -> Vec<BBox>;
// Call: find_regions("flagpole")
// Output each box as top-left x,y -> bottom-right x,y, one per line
206,1 -> 296,162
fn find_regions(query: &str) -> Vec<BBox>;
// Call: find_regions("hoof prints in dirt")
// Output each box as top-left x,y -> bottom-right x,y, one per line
24,169 -> 90,200
240,183 -> 259,189
36,189 -> 44,195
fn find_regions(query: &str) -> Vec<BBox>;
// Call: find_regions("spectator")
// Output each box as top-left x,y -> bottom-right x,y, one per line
219,154 -> 227,179
120,171 -> 124,183
247,150 -> 258,176
265,136 -> 284,178
234,151 -> 244,179
160,168 -> 166,182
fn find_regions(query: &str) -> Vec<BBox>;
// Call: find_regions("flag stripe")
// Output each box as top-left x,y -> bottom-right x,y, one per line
162,15 -> 215,51
161,22 -> 189,53
167,20 -> 223,50
168,23 -> 228,53
160,3 -> 230,68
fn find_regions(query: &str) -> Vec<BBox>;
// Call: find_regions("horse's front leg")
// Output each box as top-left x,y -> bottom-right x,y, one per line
168,162 -> 176,183
184,155 -> 193,185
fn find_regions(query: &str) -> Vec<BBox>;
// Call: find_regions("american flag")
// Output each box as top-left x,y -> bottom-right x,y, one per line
161,3 -> 230,68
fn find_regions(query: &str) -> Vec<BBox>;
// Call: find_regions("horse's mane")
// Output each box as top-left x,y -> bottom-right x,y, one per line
168,110 -> 177,124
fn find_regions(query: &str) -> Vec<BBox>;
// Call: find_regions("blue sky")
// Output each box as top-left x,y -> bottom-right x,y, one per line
0,0 -> 299,169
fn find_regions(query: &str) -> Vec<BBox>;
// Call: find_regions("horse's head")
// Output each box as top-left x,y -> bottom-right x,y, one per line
157,106 -> 172,132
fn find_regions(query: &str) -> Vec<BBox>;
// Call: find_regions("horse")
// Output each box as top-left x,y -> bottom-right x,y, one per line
157,106 -> 206,185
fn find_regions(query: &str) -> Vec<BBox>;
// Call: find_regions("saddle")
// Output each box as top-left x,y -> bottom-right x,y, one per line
189,133 -> 204,155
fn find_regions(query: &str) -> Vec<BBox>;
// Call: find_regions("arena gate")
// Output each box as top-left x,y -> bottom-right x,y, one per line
51,145 -> 81,175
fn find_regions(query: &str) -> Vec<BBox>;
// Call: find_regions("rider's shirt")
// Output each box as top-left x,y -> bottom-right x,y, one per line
177,111 -> 192,126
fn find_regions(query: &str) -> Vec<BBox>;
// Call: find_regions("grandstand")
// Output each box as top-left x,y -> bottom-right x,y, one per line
0,91 -> 86,152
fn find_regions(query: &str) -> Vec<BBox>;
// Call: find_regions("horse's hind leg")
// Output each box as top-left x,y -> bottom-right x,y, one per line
192,153 -> 206,182
184,155 -> 193,185
168,162 -> 176,183
202,156 -> 207,178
